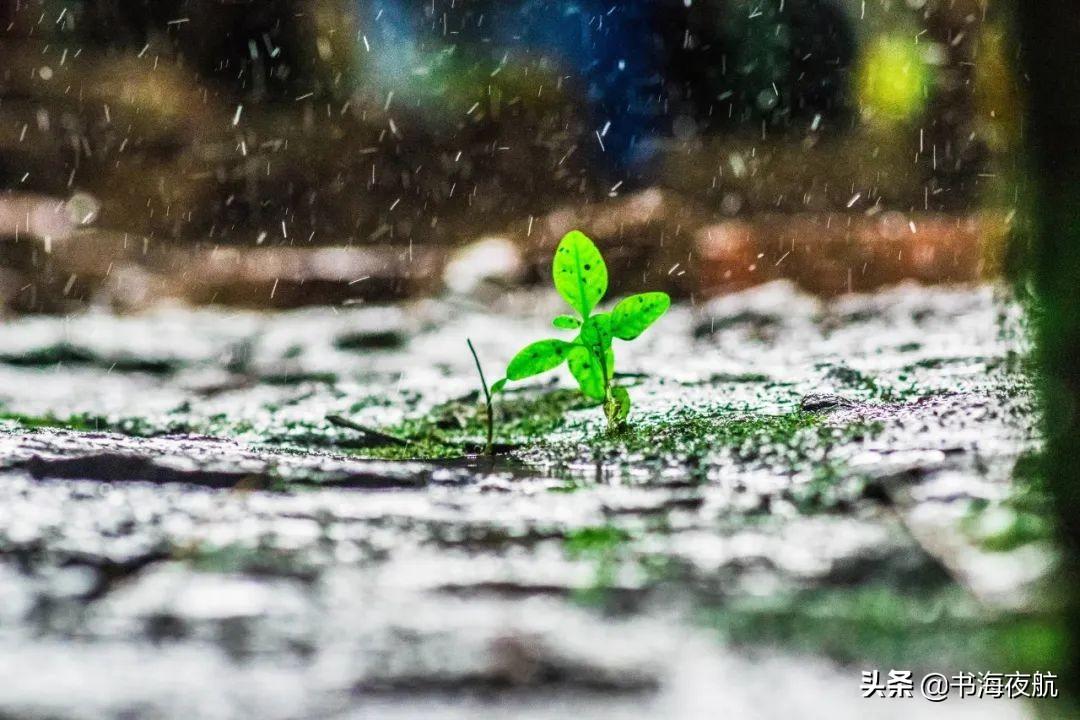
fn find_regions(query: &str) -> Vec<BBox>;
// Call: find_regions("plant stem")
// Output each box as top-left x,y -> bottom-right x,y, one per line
597,351 -> 612,398
592,330 -> 617,432
466,338 -> 494,456
580,309 -> 617,431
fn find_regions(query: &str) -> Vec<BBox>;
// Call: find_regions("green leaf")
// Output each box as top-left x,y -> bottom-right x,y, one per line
567,345 -> 605,400
490,378 -> 507,394
579,313 -> 613,354
505,339 -> 574,380
605,385 -> 631,427
576,315 -> 615,382
552,230 -> 607,316
611,292 -> 671,341
552,315 -> 582,330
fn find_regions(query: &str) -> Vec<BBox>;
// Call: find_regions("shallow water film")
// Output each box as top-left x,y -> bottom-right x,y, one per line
0,282 -> 1058,719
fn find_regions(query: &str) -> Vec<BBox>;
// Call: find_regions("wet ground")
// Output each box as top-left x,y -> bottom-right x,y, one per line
0,281 -> 1057,719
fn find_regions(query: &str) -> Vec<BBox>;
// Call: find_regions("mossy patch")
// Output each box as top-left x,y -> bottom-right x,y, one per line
564,525 -> 632,557
703,584 -> 1065,671
560,523 -> 677,607
331,384 -> 882,478
822,363 -> 924,402
784,462 -> 873,514
344,388 -> 595,460
0,410 -> 248,438
962,450 -> 1056,552
333,386 -> 883,491
0,411 -> 108,433
522,403 -> 880,480
173,541 -> 319,580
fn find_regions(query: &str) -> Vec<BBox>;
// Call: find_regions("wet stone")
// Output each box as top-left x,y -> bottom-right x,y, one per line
0,430 -> 433,489
799,393 -> 860,413
0,282 -> 1040,719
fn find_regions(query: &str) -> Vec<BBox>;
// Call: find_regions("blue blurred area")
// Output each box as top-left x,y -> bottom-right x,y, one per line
359,0 -> 855,184
361,0 -> 672,179
506,1 -> 665,174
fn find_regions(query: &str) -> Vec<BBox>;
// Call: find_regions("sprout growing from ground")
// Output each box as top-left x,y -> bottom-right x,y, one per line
466,338 -> 496,456
490,230 -> 670,432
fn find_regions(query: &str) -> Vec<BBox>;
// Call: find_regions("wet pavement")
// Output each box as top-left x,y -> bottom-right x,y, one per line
0,281 -> 1051,719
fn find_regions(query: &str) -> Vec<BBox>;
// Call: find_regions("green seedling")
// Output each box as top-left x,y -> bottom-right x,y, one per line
490,230 -> 670,431
466,338 -> 496,456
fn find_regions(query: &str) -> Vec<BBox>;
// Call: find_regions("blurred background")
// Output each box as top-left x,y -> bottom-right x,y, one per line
0,0 -> 1016,312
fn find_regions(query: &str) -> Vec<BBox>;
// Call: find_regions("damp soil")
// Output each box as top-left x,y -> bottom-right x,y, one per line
0,282 -> 1056,719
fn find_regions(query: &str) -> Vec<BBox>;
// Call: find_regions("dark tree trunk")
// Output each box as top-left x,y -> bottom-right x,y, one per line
1014,1 -> 1080,693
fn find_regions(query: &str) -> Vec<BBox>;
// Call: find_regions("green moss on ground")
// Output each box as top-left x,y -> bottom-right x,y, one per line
520,403 -> 880,485
173,541 -> 319,579
0,412 -> 102,432
962,450 -> 1056,553
0,411 -> 169,435
564,525 -> 633,557
351,388 -> 595,460
0,410 -> 251,438
0,385 -> 880,497
347,391 -> 880,478
823,363 -> 923,402
703,584 -> 1065,672
555,527 -> 1061,674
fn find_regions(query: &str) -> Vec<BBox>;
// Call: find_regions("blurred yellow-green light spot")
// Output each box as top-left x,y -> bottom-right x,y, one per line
856,35 -> 931,126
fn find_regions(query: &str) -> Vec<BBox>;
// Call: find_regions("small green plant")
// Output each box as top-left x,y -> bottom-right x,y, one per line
490,230 -> 670,431
466,338 -> 496,456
